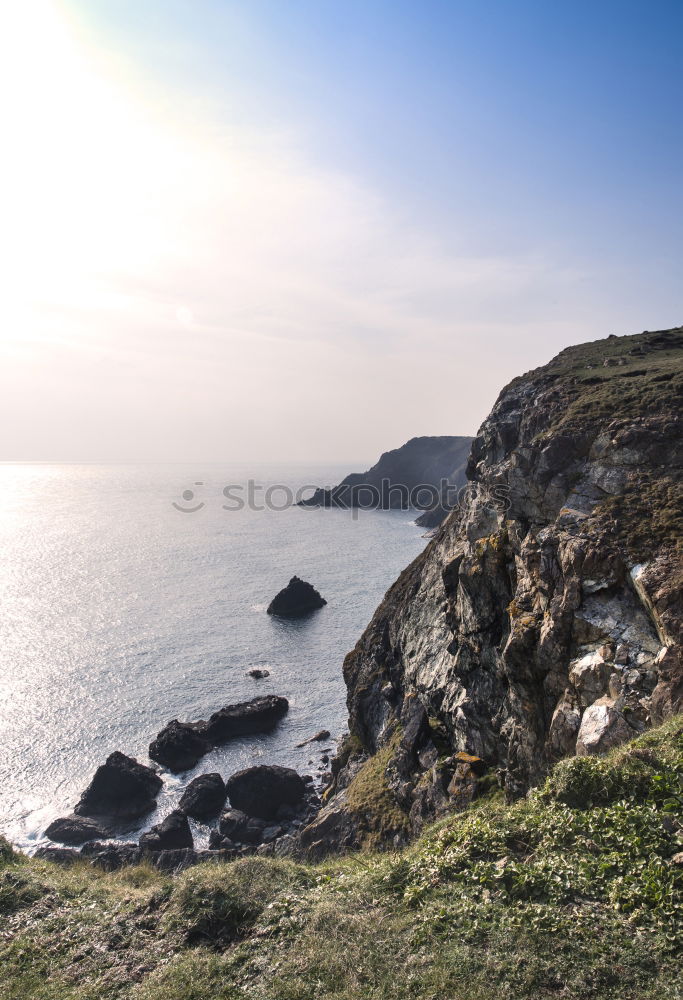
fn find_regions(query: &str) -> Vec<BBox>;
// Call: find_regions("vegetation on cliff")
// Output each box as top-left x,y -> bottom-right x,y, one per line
1,718 -> 681,1000
504,325 -> 683,560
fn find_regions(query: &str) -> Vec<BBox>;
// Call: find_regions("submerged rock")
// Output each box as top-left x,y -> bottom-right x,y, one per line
149,696 -> 289,773
225,764 -> 306,820
139,810 -> 193,852
267,577 -> 327,617
296,729 -> 331,747
45,814 -> 108,846
178,773 -> 227,820
74,752 -> 162,830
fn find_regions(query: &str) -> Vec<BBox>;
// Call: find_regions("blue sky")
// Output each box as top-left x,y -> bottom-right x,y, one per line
1,0 -> 681,461
78,0 -> 683,247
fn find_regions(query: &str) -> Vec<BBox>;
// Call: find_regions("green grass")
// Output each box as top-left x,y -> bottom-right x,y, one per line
1,718 -> 681,1000
512,326 -> 683,438
344,729 -> 410,847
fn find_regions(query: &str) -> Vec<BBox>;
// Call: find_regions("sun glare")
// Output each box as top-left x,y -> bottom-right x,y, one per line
0,1 -> 186,354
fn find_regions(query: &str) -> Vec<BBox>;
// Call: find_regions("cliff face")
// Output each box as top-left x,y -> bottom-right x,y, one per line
301,327 -> 683,854
299,435 -> 472,513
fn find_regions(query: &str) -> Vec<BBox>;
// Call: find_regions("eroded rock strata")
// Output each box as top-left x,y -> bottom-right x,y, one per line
300,327 -> 683,856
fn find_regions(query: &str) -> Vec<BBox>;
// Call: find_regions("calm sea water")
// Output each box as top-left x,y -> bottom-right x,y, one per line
0,464 -> 425,852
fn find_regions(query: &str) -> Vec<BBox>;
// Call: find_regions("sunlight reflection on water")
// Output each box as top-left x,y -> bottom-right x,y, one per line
0,464 -> 425,851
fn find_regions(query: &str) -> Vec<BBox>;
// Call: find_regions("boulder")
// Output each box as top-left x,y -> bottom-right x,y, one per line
151,847 -> 239,871
452,751 -> 487,777
446,760 -> 480,811
218,807 -> 266,844
80,841 -> 141,871
248,668 -> 270,679
151,848 -> 198,873
178,773 -> 227,820
225,764 -> 306,820
149,696 -> 289,773
569,651 -> 612,708
34,846 -> 80,865
44,814 -> 108,846
74,752 -> 162,828
209,829 -> 232,849
267,577 -> 327,617
139,810 -> 193,852
148,720 -> 209,772
261,824 -> 284,843
297,799 -> 360,859
575,700 -> 636,756
547,693 -> 582,756
651,647 -> 683,724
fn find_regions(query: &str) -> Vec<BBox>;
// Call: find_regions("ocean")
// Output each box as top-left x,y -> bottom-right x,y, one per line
0,464 -> 426,852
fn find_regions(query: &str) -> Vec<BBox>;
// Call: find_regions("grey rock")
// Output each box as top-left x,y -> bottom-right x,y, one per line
225,764 -> 306,820
149,696 -> 289,773
547,693 -> 581,757
139,810 -> 193,852
178,773 -> 226,820
80,841 -> 141,871
262,824 -> 284,842
218,808 -> 266,844
267,577 -> 326,617
575,700 -> 636,756
151,848 -> 197,873
45,814 -> 108,846
74,752 -> 162,830
34,846 -> 80,865
569,651 -> 612,708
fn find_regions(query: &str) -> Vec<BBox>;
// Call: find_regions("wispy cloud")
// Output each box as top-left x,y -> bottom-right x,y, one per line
0,1 -> 596,461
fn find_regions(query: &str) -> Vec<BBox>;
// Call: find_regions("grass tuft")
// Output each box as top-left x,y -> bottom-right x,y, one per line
0,718 -> 681,999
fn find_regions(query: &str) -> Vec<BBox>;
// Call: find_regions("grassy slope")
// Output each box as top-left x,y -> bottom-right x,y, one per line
508,326 -> 683,435
507,326 -> 683,560
1,718 -> 681,1000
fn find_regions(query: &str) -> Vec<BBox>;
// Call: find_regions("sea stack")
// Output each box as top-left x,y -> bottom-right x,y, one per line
267,576 -> 327,617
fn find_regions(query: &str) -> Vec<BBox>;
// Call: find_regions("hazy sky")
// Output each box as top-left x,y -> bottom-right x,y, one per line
1,0 -> 681,463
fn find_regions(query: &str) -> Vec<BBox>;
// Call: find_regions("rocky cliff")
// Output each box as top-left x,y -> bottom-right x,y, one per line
300,327 -> 683,855
298,435 -> 472,519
